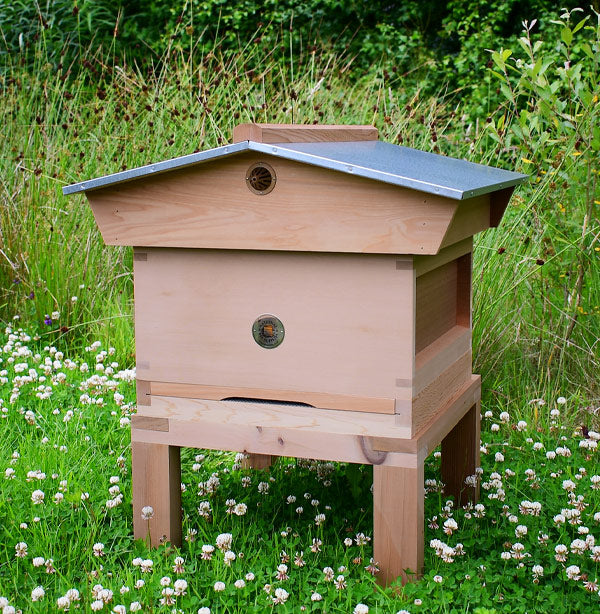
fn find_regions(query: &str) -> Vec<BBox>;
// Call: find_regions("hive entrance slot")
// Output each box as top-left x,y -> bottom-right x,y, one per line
223,397 -> 314,407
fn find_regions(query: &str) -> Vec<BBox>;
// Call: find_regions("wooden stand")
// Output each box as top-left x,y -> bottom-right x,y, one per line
132,375 -> 480,583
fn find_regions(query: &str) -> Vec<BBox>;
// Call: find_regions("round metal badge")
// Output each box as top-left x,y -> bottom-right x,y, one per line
252,314 -> 285,349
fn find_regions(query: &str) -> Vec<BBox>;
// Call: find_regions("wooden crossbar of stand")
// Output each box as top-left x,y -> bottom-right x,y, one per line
131,375 -> 481,584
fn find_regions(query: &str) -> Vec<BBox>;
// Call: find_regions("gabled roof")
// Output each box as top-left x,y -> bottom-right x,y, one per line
63,139 -> 528,200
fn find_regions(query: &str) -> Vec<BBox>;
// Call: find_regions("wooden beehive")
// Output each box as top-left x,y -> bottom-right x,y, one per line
64,123 -> 527,583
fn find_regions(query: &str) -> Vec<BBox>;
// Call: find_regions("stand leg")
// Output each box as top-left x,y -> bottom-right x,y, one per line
373,462 -> 424,585
132,441 -> 182,547
441,401 -> 480,506
241,453 -> 273,470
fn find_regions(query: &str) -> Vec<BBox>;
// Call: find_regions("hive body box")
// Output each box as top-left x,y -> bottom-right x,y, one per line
64,123 -> 527,584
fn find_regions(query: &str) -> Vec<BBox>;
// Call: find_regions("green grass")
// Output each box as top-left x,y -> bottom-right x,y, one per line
0,325 -> 599,612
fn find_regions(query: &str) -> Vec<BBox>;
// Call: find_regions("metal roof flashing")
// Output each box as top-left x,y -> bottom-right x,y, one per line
62,139 -> 528,199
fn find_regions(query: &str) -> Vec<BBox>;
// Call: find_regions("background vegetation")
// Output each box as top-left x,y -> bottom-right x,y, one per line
2,2 -> 598,406
0,2 -> 599,611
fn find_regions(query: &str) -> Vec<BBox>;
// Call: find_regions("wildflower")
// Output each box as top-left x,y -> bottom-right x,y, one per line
501,551 -> 511,560
532,565 -> 544,582
499,411 -> 509,423
45,559 -> 56,573
365,558 -> 379,574
515,525 -> 528,538
323,566 -> 334,581
258,481 -> 269,494
344,537 -> 353,547
276,564 -> 289,581
31,489 -> 45,504
197,608 -> 211,614
311,592 -> 323,601
93,543 -> 105,557
130,603 -> 142,612
562,479 -> 576,492
296,506 -> 304,514
433,575 -> 443,583
272,587 -> 289,604
201,544 -> 215,560
354,605 -> 369,614
57,596 -> 71,609
571,539 -> 587,554
90,600 -> 104,611
310,538 -> 322,552
160,577 -> 171,587
224,550 -> 236,566
141,505 -> 154,520
355,533 -> 371,546
216,533 -> 232,550
140,559 -> 153,573
334,575 -> 347,590
31,586 -> 45,601
213,581 -> 225,592
555,544 -> 568,562
234,503 -> 247,516
174,579 -> 187,596
495,452 -> 504,462
557,397 -> 567,405
565,565 -> 580,580
443,518 -> 458,535
234,579 -> 246,589
14,542 -> 27,558
314,513 -> 326,526
33,556 -> 45,567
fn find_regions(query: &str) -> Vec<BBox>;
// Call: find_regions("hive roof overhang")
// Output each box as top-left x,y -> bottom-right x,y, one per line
62,139 -> 528,200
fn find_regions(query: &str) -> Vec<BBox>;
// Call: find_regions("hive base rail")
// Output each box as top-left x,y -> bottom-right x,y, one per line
130,375 -> 481,584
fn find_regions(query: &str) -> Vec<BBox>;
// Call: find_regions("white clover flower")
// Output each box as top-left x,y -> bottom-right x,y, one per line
213,581 -> 225,592
353,605 -> 369,614
216,533 -> 232,550
31,489 -> 45,504
570,539 -> 587,554
160,576 -> 171,587
90,600 -> 104,611
257,481 -> 269,494
273,587 -> 289,604
499,411 -> 509,423
14,542 -> 27,558
129,603 -> 142,612
31,586 -> 45,601
557,397 -> 567,405
311,592 -> 322,601
113,606 -> 126,614
490,424 -> 500,432
33,556 -> 45,567
532,442 -> 544,451
443,518 -> 458,535
245,572 -> 255,581
532,565 -> 544,577
234,579 -> 246,589
173,579 -> 187,596
494,452 -> 504,462
57,596 -> 70,610
197,608 -> 211,614
517,420 -> 527,431
314,513 -> 326,526
515,525 -> 528,538
93,543 -> 105,557
224,550 -> 236,566
433,574 -> 443,583
500,551 -> 511,560
562,479 -> 576,492
565,565 -> 580,580
233,503 -> 247,516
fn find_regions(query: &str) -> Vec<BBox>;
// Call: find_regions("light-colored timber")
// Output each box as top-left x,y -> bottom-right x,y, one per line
86,153 -> 461,254
149,381 -> 396,414
233,123 -> 379,143
132,442 -> 181,547
374,463 -> 424,584
133,248 -> 415,410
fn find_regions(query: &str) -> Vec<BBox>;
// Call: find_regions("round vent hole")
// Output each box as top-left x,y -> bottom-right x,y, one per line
246,162 -> 276,195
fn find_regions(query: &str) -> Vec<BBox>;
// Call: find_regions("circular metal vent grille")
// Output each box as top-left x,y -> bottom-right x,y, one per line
246,162 -> 276,195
